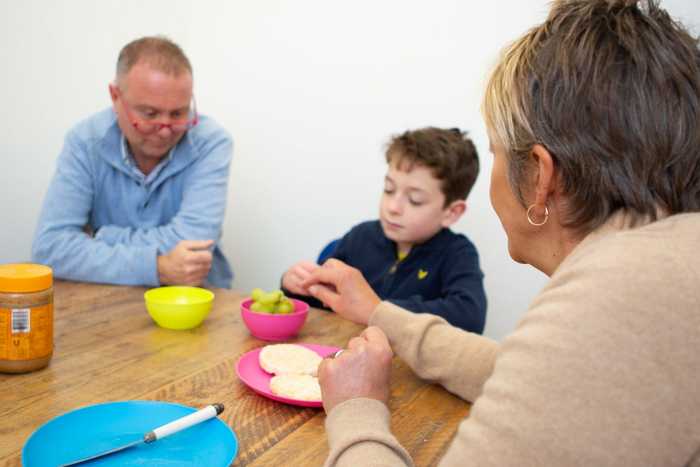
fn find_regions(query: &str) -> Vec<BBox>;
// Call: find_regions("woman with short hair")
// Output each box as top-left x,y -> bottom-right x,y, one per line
304,1 -> 700,465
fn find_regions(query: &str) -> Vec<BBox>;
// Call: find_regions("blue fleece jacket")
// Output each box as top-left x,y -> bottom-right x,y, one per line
289,221 -> 487,333
31,108 -> 233,288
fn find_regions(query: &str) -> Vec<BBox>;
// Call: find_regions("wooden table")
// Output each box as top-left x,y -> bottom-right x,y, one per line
0,281 -> 470,466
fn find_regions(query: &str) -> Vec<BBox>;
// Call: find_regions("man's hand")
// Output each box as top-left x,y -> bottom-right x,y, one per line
157,240 -> 214,286
318,326 -> 393,414
282,261 -> 320,295
301,258 -> 381,325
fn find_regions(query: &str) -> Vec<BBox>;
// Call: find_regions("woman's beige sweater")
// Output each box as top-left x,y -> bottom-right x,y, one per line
324,212 -> 700,466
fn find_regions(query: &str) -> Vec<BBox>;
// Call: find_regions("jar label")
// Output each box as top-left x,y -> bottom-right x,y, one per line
11,308 -> 30,333
0,304 -> 53,361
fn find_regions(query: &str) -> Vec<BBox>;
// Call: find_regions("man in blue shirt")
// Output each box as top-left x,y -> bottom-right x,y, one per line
32,36 -> 233,288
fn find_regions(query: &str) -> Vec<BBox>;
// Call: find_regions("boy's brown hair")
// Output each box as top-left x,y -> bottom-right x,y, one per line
386,127 -> 479,207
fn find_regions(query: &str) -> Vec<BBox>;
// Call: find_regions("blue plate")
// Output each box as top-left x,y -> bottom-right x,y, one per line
22,400 -> 238,466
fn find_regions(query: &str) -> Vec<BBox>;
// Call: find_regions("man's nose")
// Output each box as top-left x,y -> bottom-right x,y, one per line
156,123 -> 175,137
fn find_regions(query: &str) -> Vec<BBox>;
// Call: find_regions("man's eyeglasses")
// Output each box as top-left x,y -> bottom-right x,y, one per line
116,88 -> 198,135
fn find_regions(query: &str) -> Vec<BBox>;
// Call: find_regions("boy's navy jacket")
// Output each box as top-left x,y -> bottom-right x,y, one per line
286,220 -> 487,333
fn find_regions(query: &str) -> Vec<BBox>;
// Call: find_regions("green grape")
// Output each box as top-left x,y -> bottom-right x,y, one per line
258,292 -> 278,305
250,288 -> 291,314
251,301 -> 275,314
251,288 -> 264,302
276,299 -> 294,314
271,290 -> 284,302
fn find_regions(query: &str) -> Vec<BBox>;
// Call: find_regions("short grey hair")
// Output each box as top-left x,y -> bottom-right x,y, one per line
115,36 -> 192,86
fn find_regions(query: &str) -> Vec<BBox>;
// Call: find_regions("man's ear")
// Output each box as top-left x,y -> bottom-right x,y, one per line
108,83 -> 119,107
441,200 -> 467,227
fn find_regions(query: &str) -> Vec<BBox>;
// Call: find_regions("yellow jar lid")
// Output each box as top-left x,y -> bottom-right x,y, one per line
0,263 -> 53,293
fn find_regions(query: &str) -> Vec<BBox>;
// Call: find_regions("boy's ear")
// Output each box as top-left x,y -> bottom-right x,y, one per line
441,200 -> 466,227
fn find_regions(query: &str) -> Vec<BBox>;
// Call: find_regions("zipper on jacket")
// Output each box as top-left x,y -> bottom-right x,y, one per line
380,254 -> 405,295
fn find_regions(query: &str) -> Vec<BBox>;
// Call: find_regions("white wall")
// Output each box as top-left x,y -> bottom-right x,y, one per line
1,1 -> 698,340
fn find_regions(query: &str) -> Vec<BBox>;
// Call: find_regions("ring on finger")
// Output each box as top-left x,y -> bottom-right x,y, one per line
331,349 -> 344,359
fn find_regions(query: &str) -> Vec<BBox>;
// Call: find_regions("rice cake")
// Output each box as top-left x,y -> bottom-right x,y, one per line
269,374 -> 322,401
258,343 -> 322,376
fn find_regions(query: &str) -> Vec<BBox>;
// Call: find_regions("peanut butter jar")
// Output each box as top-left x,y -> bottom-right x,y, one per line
0,264 -> 53,373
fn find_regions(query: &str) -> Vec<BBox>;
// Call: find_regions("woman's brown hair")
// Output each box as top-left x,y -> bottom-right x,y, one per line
483,0 -> 700,234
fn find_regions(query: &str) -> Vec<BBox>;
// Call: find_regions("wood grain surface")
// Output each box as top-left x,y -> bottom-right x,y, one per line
0,281 -> 469,466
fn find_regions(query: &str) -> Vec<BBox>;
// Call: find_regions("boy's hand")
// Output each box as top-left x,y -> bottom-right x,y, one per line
158,240 -> 214,286
282,261 -> 320,295
318,326 -> 393,414
302,258 -> 381,325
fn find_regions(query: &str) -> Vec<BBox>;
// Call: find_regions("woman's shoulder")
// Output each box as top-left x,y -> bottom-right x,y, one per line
632,212 -> 700,244
569,213 -> 700,273
540,213 -> 700,324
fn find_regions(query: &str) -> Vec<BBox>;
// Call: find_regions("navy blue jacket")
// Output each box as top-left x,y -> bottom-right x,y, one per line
288,220 -> 487,333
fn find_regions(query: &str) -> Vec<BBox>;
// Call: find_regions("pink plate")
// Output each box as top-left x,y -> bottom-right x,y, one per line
236,343 -> 340,408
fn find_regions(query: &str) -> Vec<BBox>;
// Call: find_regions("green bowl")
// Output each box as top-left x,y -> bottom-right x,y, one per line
144,286 -> 214,330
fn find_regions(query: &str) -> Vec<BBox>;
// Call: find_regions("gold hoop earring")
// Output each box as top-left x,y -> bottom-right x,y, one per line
527,204 -> 549,226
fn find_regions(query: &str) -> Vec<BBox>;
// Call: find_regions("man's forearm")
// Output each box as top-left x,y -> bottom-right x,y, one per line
32,231 -> 160,286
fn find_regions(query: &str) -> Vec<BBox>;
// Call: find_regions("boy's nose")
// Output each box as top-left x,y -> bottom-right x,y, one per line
387,198 -> 403,214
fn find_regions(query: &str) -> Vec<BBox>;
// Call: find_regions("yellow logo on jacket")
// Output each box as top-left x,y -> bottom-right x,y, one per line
418,269 -> 428,280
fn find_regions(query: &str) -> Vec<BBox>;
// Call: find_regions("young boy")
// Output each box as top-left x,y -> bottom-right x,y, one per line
282,127 -> 486,332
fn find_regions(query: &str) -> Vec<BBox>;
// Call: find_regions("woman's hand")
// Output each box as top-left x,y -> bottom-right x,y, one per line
318,326 -> 394,414
301,258 -> 381,325
281,260 -> 319,295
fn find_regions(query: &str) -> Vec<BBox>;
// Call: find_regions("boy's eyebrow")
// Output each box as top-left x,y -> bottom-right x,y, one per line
406,186 -> 428,195
384,174 -> 429,194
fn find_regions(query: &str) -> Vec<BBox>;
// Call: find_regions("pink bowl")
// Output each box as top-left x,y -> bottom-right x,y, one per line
240,298 -> 309,341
